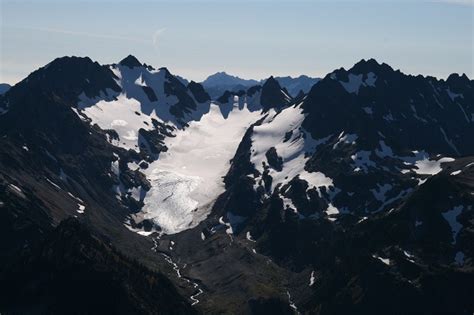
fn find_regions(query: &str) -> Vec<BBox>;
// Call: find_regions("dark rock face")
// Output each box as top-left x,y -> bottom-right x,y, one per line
188,81 -> 211,103
138,118 -> 175,156
248,297 -> 294,315
142,85 -> 158,102
0,83 -> 10,95
214,79 -> 292,114
216,89 -> 246,104
247,85 -> 262,97
293,89 -> 306,103
265,147 -> 283,171
302,59 -> 474,156
2,56 -> 121,108
224,117 -> 267,189
162,68 -> 198,121
281,177 -> 328,217
260,76 -> 291,111
0,218 -> 196,315
216,90 -> 233,104
119,54 -> 143,68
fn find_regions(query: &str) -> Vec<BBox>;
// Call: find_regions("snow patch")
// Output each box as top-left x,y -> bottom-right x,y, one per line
45,178 -> 61,190
372,254 -> 391,265
9,184 -> 22,193
338,72 -> 377,94
414,156 -> 455,175
67,192 -> 84,204
325,203 -> 339,216
286,291 -> 299,313
333,132 -> 357,149
309,271 -> 316,287
81,94 -> 157,152
77,204 -> 85,214
246,231 -> 256,242
442,205 -> 463,244
351,151 -> 376,173
455,251 -> 464,266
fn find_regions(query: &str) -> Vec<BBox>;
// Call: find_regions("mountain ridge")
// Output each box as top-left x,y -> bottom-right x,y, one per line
1,54 -> 473,314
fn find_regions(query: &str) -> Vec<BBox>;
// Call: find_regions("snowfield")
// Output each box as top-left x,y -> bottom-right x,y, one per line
81,94 -> 158,151
250,104 -> 333,192
140,101 -> 262,234
76,61 -> 267,234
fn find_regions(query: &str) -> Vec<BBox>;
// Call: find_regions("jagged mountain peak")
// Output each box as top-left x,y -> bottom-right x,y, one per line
6,56 -> 120,107
304,58 -> 474,158
263,75 -> 277,84
119,54 -> 143,68
158,66 -> 170,73
350,58 -> 393,74
325,58 -> 395,85
211,71 -> 229,76
260,75 -> 292,111
447,72 -> 471,86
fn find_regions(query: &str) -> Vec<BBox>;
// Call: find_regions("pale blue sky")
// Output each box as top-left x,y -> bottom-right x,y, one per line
1,0 -> 472,84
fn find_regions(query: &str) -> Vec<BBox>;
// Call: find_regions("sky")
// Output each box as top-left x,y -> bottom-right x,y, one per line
0,0 -> 472,84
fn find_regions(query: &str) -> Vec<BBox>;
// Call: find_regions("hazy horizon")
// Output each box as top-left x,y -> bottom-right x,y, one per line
1,0 -> 473,85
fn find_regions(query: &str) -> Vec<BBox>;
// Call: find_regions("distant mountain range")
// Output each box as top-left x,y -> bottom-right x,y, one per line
1,55 -> 473,314
201,71 -> 320,99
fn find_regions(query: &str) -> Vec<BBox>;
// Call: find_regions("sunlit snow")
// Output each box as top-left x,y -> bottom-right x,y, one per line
140,102 -> 262,234
372,254 -> 391,265
250,104 -> 333,192
81,94 -> 155,151
309,271 -> 316,287
77,204 -> 85,214
414,157 -> 455,175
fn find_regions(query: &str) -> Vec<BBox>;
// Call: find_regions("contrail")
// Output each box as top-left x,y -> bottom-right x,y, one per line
153,28 -> 167,51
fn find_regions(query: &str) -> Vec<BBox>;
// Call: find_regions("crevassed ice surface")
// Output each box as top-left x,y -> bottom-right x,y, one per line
141,102 -> 262,234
